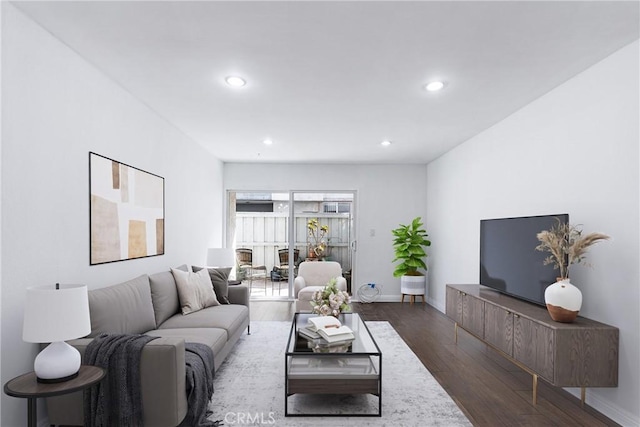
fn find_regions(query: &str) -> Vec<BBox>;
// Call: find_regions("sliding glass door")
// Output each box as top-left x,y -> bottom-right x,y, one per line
292,192 -> 354,295
227,191 -> 355,300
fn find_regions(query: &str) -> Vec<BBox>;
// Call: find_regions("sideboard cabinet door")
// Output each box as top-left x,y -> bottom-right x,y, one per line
446,287 -> 484,338
514,315 -> 554,381
484,302 -> 514,356
445,286 -> 463,325
462,294 -> 484,338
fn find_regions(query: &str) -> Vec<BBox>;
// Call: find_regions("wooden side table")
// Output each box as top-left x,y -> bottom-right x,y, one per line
4,365 -> 105,427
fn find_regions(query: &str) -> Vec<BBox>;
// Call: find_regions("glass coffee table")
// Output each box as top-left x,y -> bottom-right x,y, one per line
285,312 -> 382,417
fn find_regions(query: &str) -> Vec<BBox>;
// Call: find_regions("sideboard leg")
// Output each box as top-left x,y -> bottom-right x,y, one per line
581,387 -> 586,406
532,374 -> 538,405
454,322 -> 458,343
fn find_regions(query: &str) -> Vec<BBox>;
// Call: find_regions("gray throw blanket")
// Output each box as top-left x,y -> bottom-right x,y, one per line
83,334 -> 159,427
178,342 -> 219,427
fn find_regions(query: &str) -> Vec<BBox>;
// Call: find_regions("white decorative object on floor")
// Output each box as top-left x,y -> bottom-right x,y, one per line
357,283 -> 382,303
400,275 -> 426,295
400,275 -> 426,304
544,278 -> 582,323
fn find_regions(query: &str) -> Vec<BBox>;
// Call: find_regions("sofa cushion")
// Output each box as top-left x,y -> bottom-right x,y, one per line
297,261 -> 343,286
149,265 -> 188,326
171,267 -> 220,315
192,266 -> 232,304
158,305 -> 249,339
88,275 -> 156,337
145,328 -> 228,357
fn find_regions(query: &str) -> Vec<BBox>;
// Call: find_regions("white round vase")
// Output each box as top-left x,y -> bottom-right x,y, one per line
544,278 -> 582,323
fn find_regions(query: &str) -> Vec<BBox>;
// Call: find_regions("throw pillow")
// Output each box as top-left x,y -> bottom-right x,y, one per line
171,267 -> 220,315
192,266 -> 232,304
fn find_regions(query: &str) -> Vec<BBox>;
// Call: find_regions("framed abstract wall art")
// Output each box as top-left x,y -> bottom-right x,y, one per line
89,152 -> 165,265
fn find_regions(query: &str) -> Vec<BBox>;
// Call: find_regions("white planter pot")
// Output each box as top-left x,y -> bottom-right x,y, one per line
544,278 -> 582,323
400,275 -> 426,295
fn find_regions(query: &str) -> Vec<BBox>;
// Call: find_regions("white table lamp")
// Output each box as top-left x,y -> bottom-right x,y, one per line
207,248 -> 236,267
23,284 -> 91,383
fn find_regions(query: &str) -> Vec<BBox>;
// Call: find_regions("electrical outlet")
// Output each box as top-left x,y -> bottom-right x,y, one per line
370,228 -> 375,237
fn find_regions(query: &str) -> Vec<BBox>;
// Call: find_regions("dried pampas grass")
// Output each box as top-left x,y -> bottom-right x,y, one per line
536,219 -> 609,279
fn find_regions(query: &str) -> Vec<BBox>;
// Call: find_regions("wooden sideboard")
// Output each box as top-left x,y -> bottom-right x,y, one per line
445,284 -> 618,405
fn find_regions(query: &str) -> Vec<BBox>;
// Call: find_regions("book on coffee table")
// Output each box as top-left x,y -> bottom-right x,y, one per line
306,316 -> 342,331
300,316 -> 355,344
316,325 -> 355,343
298,326 -> 321,340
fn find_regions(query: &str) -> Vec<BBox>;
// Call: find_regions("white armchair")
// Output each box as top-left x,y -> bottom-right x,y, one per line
294,261 -> 347,312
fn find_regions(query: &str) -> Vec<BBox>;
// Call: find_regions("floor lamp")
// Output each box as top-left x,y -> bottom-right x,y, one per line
207,248 -> 237,281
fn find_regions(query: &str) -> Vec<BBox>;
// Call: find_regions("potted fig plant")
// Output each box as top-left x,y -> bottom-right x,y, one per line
392,217 -> 431,302
536,219 -> 609,322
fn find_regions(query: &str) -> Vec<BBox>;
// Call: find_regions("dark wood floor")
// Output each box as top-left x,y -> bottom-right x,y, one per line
250,300 -> 620,427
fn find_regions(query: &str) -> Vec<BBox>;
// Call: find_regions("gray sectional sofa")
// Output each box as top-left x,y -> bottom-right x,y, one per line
46,266 -> 250,427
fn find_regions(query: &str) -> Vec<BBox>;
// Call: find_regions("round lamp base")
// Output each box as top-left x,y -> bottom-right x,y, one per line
34,341 -> 81,382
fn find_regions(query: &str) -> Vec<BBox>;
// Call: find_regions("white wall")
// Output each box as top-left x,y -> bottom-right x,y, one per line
224,163 -> 428,300
426,40 -> 639,425
1,4 -> 224,425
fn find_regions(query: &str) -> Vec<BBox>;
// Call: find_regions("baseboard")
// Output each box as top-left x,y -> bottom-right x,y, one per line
355,295 -> 445,305
354,295 -> 402,303
355,295 -> 438,303
565,387 -> 639,427
428,296 -> 445,313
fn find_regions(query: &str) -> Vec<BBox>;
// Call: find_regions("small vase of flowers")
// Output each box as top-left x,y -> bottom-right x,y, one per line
310,278 -> 351,317
535,219 -> 609,322
307,218 -> 329,258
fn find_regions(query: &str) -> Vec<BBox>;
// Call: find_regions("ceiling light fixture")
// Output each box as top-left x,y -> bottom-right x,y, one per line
425,81 -> 445,92
381,140 -> 392,147
225,76 -> 246,87
263,139 -> 273,145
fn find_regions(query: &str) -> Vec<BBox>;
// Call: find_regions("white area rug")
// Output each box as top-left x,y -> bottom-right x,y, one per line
209,321 -> 471,426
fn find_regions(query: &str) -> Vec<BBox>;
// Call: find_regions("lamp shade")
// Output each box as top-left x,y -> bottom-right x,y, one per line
207,248 -> 236,267
23,284 -> 91,343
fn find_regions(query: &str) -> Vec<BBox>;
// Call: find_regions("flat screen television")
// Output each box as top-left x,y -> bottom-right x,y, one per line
480,214 -> 568,306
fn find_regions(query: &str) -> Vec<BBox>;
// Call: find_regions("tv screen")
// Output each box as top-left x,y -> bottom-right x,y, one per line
480,214 -> 569,306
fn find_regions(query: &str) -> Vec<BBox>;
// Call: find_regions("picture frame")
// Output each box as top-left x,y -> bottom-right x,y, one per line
89,152 -> 165,265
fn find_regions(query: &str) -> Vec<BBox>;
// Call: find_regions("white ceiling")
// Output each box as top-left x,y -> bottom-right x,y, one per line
13,1 -> 640,164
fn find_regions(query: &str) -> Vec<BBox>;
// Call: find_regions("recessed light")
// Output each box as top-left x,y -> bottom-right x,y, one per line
381,140 -> 392,147
425,81 -> 445,92
225,76 -> 246,87
263,139 -> 273,145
